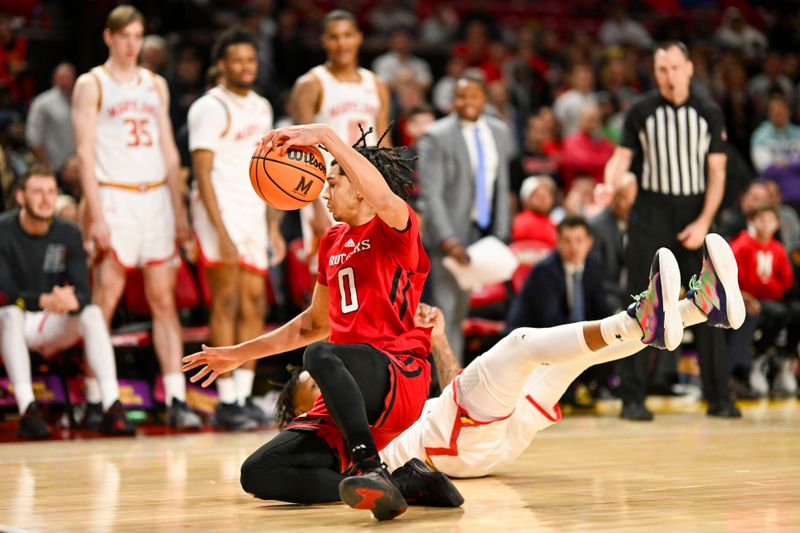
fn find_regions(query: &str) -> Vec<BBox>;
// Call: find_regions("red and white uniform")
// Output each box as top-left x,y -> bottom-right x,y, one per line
311,65 -> 381,150
381,371 -> 562,478
188,86 -> 274,273
90,66 -> 174,269
300,66 -> 383,247
288,204 -> 432,470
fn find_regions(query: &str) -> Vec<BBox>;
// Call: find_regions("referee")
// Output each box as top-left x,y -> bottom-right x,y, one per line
604,41 -> 741,420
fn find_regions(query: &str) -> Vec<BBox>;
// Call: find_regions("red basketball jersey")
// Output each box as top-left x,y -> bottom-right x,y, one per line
317,203 -> 431,357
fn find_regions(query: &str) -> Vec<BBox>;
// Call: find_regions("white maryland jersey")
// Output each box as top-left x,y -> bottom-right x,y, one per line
381,373 -> 562,478
90,66 -> 166,185
188,86 -> 274,211
311,65 -> 380,149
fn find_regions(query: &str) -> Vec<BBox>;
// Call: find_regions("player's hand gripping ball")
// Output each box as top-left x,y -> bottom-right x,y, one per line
250,143 -> 326,210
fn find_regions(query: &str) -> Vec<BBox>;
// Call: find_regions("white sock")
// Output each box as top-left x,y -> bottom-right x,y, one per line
84,377 -> 102,405
599,311 -> 642,345
233,368 -> 255,406
163,372 -> 186,406
0,307 -> 35,414
79,305 -> 120,410
680,298 -> 708,327
216,377 -> 237,405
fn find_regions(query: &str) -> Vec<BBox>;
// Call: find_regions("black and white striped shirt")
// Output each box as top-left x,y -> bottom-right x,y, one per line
621,91 -> 726,197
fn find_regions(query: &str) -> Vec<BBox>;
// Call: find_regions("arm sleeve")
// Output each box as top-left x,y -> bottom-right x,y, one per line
418,131 -> 457,246
706,102 -> 727,154
187,96 -> 227,152
64,224 -> 92,311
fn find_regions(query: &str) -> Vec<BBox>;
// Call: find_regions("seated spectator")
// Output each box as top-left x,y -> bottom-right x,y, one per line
553,63 -> 597,136
0,167 -> 134,438
590,172 -> 637,311
554,176 -> 607,221
509,114 -> 560,203
560,103 -> 615,189
372,28 -> 432,91
24,63 -> 75,174
432,56 -> 466,115
718,180 -> 770,240
751,96 -> 800,209
764,178 -> 800,253
511,176 -> 557,246
729,205 -> 799,397
747,52 -> 793,118
598,6 -> 653,49
506,215 -> 609,331
751,95 -> 800,173
715,7 -> 768,63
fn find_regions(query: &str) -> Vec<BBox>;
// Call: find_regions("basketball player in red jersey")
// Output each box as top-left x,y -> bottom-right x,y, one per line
290,10 -> 392,259
182,123 -> 462,520
72,6 -> 200,428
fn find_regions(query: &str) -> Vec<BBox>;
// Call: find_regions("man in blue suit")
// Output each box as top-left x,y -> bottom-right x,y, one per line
507,215 -> 611,331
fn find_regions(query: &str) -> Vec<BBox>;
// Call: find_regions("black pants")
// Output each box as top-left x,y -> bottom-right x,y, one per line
616,192 -> 732,405
240,342 -> 391,503
728,299 -> 800,372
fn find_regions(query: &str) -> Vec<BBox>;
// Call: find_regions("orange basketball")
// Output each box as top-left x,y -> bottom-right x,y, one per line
249,144 -> 327,210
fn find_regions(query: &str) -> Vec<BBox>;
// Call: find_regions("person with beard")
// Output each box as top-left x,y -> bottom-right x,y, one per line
188,28 -> 283,430
0,166 -> 134,438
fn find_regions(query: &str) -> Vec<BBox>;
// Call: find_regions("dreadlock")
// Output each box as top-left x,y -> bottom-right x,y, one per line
275,366 -> 303,428
333,123 -> 416,201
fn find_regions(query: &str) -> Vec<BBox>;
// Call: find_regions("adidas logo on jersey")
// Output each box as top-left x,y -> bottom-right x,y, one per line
329,238 -> 371,266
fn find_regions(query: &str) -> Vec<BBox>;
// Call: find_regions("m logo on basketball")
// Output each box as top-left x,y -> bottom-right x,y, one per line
294,175 -> 314,196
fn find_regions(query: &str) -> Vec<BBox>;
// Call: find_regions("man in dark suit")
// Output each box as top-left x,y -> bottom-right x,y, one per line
418,73 -> 515,362
507,215 -> 611,330
589,173 -> 637,312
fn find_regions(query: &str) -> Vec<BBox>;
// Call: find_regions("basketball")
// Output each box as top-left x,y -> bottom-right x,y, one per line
249,144 -> 327,210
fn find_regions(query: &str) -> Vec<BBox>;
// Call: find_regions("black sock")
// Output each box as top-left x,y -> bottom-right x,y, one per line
351,442 -> 381,471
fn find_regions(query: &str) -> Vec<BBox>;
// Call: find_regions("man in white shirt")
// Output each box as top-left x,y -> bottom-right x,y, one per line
372,28 -> 432,91
25,63 -> 76,173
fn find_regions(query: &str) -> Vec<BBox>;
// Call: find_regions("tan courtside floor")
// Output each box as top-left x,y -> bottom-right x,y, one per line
1,400 -> 798,532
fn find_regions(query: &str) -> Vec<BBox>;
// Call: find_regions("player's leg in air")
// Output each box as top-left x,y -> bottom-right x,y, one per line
380,235 -> 745,477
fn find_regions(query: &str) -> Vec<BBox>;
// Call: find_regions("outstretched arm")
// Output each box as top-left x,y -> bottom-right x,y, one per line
182,282 -> 330,387
415,303 -> 461,387
262,124 -> 409,230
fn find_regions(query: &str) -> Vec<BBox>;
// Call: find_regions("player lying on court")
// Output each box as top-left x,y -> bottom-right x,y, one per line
182,123 -> 462,521
280,234 -> 745,480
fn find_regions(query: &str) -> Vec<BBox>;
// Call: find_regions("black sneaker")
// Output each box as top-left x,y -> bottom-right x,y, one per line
18,401 -> 52,439
168,399 -> 203,429
243,397 -> 271,426
391,458 -> 464,507
620,402 -> 654,421
339,463 -> 408,521
100,400 -> 136,436
707,402 -> 742,418
214,401 -> 257,431
82,402 -> 104,431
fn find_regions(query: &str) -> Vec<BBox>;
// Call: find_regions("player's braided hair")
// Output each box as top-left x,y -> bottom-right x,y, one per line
275,366 -> 303,428
338,124 -> 416,201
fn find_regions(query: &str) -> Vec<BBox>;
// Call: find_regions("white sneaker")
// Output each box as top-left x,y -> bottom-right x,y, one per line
772,358 -> 798,397
749,355 -> 769,398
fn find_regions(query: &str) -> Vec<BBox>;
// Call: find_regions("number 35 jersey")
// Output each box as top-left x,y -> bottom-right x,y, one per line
317,203 -> 431,358
89,66 -> 166,185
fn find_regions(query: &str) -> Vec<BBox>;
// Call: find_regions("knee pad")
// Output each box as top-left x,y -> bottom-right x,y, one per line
303,342 -> 340,374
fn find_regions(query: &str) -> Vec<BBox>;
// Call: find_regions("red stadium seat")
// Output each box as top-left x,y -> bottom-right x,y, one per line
468,282 -> 507,308
122,256 -> 200,316
509,240 -> 553,293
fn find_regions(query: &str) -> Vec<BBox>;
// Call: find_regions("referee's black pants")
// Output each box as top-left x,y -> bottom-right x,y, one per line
618,191 -> 732,407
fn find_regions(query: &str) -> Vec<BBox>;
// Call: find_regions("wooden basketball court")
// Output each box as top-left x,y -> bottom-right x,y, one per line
2,400 -> 798,532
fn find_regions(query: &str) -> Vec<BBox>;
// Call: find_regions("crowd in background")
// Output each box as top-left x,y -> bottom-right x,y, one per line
2,0 -> 800,427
